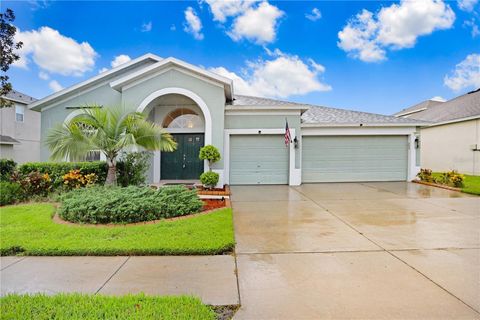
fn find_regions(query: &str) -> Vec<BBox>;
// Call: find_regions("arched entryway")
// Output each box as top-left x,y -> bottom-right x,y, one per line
137,88 -> 212,182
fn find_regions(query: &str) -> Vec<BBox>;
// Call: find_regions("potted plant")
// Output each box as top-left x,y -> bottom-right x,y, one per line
199,145 -> 221,189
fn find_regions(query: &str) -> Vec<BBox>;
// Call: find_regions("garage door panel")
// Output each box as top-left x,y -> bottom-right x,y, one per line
302,136 -> 407,182
230,135 -> 288,185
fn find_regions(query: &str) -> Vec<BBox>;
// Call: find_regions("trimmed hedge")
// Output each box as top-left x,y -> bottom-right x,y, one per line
58,185 -> 204,224
19,162 -> 108,187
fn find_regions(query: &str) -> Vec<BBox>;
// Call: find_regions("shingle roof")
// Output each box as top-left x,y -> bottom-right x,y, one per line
3,90 -> 37,105
393,99 -> 444,117
0,135 -> 20,144
396,89 -> 480,123
231,94 -> 426,125
398,89 -> 480,123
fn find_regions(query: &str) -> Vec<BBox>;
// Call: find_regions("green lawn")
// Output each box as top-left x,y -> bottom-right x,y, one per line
432,173 -> 480,196
461,174 -> 480,195
1,293 -> 215,320
0,203 -> 234,256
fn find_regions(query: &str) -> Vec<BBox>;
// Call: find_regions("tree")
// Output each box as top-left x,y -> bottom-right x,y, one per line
199,145 -> 221,171
1,8 -> 23,108
46,106 -> 177,185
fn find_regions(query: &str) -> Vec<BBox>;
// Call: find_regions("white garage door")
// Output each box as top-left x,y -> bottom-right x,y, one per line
230,135 -> 289,185
302,136 -> 408,182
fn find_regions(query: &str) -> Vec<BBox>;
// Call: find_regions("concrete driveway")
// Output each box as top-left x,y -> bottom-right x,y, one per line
232,182 -> 480,319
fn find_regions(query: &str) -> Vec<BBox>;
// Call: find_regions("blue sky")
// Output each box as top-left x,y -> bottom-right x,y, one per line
5,0 -> 480,115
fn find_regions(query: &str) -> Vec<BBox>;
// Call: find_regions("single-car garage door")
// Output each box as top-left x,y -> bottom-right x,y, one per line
302,135 -> 408,182
230,135 -> 289,185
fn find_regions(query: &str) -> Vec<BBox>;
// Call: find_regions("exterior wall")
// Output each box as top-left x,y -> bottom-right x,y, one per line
0,145 -> 14,159
420,119 -> 480,175
122,69 -> 226,169
0,102 -> 41,163
225,113 -> 301,168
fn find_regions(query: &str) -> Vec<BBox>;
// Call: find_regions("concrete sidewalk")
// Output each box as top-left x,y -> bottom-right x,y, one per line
0,255 -> 239,306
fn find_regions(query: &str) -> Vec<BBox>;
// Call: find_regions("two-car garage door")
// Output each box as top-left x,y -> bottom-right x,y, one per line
229,134 -> 408,185
302,135 -> 408,182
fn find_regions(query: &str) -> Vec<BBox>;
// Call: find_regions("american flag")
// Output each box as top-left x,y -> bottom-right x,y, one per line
285,119 -> 291,146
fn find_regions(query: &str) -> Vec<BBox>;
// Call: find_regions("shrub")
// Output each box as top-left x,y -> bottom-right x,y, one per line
0,182 -> 23,206
199,145 -> 221,168
58,185 -> 203,224
19,162 -> 108,187
116,151 -> 152,186
436,170 -> 464,188
0,159 -> 16,182
417,168 -> 434,183
200,171 -> 219,189
14,172 -> 53,197
62,170 -> 97,190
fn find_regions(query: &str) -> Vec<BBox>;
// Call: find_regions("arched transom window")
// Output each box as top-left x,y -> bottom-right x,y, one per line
162,108 -> 204,129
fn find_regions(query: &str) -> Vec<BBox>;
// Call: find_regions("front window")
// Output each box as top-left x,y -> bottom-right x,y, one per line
162,108 -> 203,129
15,105 -> 25,122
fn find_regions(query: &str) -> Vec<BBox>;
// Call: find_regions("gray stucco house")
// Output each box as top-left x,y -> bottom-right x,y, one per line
1,90 -> 40,164
30,54 -> 423,186
395,89 -> 480,175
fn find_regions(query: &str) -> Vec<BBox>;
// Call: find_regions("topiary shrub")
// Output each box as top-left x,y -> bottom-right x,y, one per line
0,159 -> 17,182
200,171 -> 219,189
199,145 -> 221,169
58,185 -> 203,224
0,181 -> 23,206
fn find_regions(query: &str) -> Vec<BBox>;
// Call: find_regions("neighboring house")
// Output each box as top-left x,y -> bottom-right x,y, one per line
29,54 -> 424,186
0,90 -> 40,164
395,89 -> 480,175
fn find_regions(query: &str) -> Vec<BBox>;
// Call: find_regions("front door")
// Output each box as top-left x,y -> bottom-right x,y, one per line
161,133 -> 204,180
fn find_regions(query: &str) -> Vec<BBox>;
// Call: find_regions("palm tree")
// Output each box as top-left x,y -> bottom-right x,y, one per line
46,106 -> 176,185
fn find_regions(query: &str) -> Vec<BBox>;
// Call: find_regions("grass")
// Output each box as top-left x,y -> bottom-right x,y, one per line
432,172 -> 480,196
0,203 -> 234,256
461,174 -> 480,195
0,293 -> 216,320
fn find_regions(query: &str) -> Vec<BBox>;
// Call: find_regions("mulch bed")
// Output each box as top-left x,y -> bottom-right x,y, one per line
197,185 -> 230,196
202,199 -> 227,211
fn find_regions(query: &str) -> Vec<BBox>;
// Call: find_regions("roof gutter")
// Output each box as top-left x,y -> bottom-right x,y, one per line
422,115 -> 480,128
301,122 -> 426,128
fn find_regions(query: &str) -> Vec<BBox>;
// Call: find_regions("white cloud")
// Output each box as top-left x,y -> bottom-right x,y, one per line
306,8 -> 322,21
184,7 -> 204,40
98,67 -> 108,74
430,96 -> 446,102
203,0 -> 254,23
110,54 -> 131,68
48,80 -> 63,92
464,18 -> 480,38
457,0 -> 478,11
14,26 -> 97,76
209,50 -> 331,98
444,53 -> 480,91
228,1 -> 284,44
338,0 -> 455,62
141,21 -> 152,32
38,71 -> 49,80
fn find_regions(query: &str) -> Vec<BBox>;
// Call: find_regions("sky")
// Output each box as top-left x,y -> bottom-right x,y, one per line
4,0 -> 480,115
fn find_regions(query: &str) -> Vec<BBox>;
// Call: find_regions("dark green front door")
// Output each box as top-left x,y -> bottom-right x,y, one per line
161,133 -> 204,180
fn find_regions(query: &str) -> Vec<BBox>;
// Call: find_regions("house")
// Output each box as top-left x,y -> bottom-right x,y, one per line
0,90 -> 40,164
395,89 -> 480,175
29,54 -> 424,186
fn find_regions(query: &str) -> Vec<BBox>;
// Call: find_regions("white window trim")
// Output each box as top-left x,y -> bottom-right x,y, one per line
15,105 -> 25,123
223,128 -> 300,186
